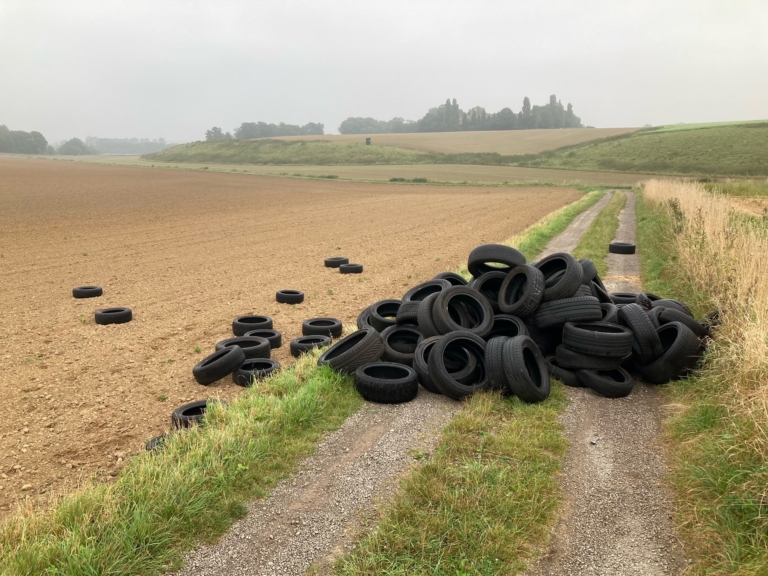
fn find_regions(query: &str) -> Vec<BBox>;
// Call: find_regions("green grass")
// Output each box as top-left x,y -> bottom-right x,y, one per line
636,193 -> 768,575
572,190 -> 626,277
0,354 -> 362,575
648,119 -> 768,133
335,386 -> 568,575
703,179 -> 768,197
521,125 -> 768,177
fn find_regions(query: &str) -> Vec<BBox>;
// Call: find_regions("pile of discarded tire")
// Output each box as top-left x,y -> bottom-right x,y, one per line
317,244 -> 711,404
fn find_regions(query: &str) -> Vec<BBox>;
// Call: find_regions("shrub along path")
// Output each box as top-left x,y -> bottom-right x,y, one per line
527,191 -> 686,576
171,194 -> 615,576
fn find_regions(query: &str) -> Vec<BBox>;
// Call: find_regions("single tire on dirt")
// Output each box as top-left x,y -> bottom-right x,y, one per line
340,263 -> 363,274
395,300 -> 420,325
487,314 -> 528,339
562,321 -> 634,357
469,271 -> 507,313
534,252 -> 584,302
544,356 -> 581,387
467,244 -> 526,278
317,328 -> 384,374
193,346 -> 246,385
380,325 -> 423,366
232,359 -> 280,386
73,285 -> 103,298
276,289 -> 304,304
502,335 -> 550,403
428,331 -> 488,400
432,286 -> 494,337
498,264 -> 545,318
618,303 -> 664,365
577,368 -> 635,398
215,336 -> 271,359
533,296 -> 602,328
354,362 -> 419,404
244,329 -> 282,349
171,399 -> 222,429
555,344 -> 624,371
302,318 -> 343,338
145,434 -> 167,452
95,307 -> 132,325
368,299 -> 402,332
433,271 -> 468,286
290,335 -> 331,357
402,279 -> 451,302
324,257 -> 349,268
609,242 -> 636,255
232,315 -> 273,336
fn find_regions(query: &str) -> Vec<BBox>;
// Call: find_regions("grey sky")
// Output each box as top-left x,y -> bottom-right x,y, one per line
1,0 -> 766,143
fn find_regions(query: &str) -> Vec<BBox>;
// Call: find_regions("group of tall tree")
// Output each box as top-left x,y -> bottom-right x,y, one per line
205,121 -> 324,141
0,124 -> 51,154
338,95 -> 583,134
1,124 -> 173,155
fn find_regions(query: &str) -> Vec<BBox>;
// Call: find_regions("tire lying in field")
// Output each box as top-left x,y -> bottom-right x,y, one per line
533,296 -> 602,328
555,344 -> 624,371
413,336 -> 479,393
324,257 -> 349,268
618,303 -> 663,364
193,346 -> 246,385
244,329 -> 282,349
562,321 -> 633,357
368,299 -> 401,332
467,244 -> 525,278
579,258 -> 598,284
381,325 -> 423,366
609,242 -> 636,255
658,307 -> 710,338
634,321 -> 701,384
171,399 -> 223,429
610,292 -> 638,305
339,263 -> 363,274
502,335 -> 551,403
215,336 -> 271,359
432,286 -> 494,338
232,315 -> 273,336
534,253 -> 583,302
395,300 -> 420,326
354,362 -> 419,404
428,331 -> 488,399
469,271 -> 506,313
95,307 -> 132,325
145,434 -> 167,452
544,356 -> 581,387
402,279 -> 451,302
487,314 -> 528,339
599,302 -> 619,324
498,264 -> 545,318
577,367 -> 634,398
302,317 -> 343,338
485,336 -> 510,392
290,335 -> 331,357
232,359 -> 280,386
73,285 -> 103,298
276,289 -> 304,304
433,271 -> 468,286
317,328 -> 384,373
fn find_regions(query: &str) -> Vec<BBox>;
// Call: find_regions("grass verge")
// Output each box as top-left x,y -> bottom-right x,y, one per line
336,385 -> 568,575
0,354 -> 362,575
637,183 -> 768,575
572,190 -> 626,276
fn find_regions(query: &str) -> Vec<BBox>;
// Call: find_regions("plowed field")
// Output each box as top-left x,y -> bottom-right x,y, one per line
0,157 -> 579,516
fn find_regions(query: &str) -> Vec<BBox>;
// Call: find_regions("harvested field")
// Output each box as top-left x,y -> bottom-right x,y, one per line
276,127 -> 639,155
0,157 -> 579,517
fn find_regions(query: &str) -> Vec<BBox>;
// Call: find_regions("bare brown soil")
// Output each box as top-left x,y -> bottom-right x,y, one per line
0,157 -> 578,517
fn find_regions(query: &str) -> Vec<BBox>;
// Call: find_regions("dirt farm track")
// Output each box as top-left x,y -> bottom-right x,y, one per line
0,157 -> 579,516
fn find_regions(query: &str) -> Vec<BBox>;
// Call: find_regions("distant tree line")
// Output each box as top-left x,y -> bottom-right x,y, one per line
0,124 -> 52,154
338,95 -> 582,134
85,136 -> 173,154
1,124 -> 175,155
205,121 -> 325,141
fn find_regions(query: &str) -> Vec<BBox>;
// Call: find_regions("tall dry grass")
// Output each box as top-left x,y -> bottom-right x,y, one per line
644,179 -> 768,451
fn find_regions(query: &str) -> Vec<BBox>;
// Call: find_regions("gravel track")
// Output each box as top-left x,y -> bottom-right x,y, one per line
527,190 -> 686,576
539,191 -> 613,257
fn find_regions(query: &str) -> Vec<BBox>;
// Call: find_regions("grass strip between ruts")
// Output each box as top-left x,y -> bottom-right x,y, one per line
572,189 -> 626,277
0,188 -> 605,576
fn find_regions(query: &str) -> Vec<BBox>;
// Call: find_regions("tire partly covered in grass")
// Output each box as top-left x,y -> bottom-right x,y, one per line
290,335 -> 331,357
193,346 -> 246,385
232,359 -> 280,386
317,328 -> 384,374
502,335 -> 551,403
171,399 -> 222,429
354,362 -> 419,404
428,331 -> 488,400
467,244 -> 525,278
302,318 -> 343,338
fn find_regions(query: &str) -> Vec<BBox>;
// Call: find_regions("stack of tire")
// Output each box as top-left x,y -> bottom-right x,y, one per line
318,244 -> 709,404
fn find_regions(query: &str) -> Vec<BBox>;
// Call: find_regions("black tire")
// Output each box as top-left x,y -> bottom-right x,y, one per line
575,285 -> 593,297
433,271 -> 468,286
487,314 -> 529,339
533,296 -> 602,328
485,336 -> 510,392
555,344 -> 625,370
416,292 -> 441,337
469,271 -> 507,313
579,259 -> 598,284
658,308 -> 709,338
73,285 -> 102,298
368,299 -> 401,332
232,359 -> 280,386
317,328 -> 384,374
302,317 -> 343,338
600,303 -> 619,324
381,325 -> 423,366
502,336 -> 550,403
635,322 -> 701,384
651,298 -> 694,318
412,336 -> 478,393
402,279 -> 451,302
467,244 -> 526,278
610,292 -> 638,305
432,286 -> 494,338
356,306 -> 374,330
647,306 -> 665,329
395,300 -> 420,325
193,346 -> 246,385
145,434 -> 167,451
95,307 -> 132,325
324,257 -> 349,268
428,331 -> 488,400
215,336 -> 271,359
635,292 -> 653,311
232,315 -> 273,336
498,264 -> 545,318
354,362 -> 418,404
340,263 -> 363,274
609,242 -> 636,255
577,368 -> 634,398
290,335 -> 331,357
534,253 -> 584,302
545,356 -> 581,387
524,319 -> 562,355
562,321 -> 633,357
171,399 -> 222,429
276,290 -> 304,304
618,304 -> 664,365
590,280 -> 614,304
244,329 -> 282,349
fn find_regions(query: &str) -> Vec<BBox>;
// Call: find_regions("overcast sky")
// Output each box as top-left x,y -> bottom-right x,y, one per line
1,0 -> 766,143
